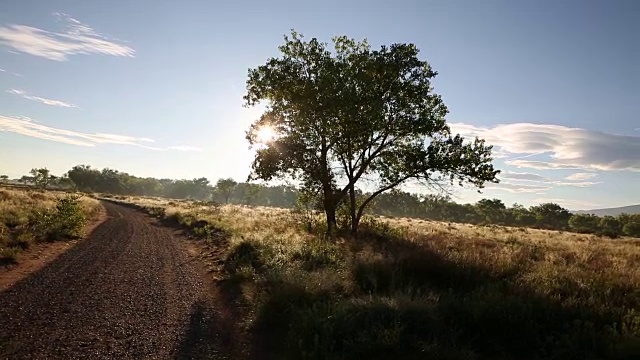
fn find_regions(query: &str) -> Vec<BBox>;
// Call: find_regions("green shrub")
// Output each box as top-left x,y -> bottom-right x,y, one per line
623,222 -> 640,238
30,195 -> 86,242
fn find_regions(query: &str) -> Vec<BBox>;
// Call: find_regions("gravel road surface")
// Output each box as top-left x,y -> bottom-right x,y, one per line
0,201 -> 228,359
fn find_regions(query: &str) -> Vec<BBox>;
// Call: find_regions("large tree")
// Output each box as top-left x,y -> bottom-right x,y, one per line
245,31 -> 499,234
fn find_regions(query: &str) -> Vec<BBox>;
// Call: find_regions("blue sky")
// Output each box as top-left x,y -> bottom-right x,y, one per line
0,0 -> 638,210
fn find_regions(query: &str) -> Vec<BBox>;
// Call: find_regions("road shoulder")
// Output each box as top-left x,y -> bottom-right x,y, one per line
0,203 -> 108,292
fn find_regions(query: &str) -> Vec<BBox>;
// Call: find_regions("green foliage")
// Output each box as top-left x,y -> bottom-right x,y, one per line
244,30 -> 499,234
30,195 -> 86,242
29,168 -> 51,189
214,178 -> 237,204
530,203 -> 572,230
599,216 -> 622,238
623,222 -> 640,237
569,213 -> 601,234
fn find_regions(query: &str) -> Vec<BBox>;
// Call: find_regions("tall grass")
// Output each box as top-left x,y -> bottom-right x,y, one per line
0,187 -> 102,263
113,195 -> 640,359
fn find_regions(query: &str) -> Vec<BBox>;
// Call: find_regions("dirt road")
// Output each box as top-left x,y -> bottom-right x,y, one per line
0,201 -> 231,359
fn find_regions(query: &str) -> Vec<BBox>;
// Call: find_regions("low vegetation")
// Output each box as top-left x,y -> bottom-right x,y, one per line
110,195 -> 640,360
0,187 -> 101,264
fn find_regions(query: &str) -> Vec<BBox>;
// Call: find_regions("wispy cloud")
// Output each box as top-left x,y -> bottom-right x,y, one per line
0,114 -> 157,149
565,172 -> 597,181
0,68 -> 21,76
450,122 -> 640,172
487,182 -> 552,193
0,13 -> 134,61
6,89 -> 77,108
499,171 -> 548,182
491,169 -> 601,194
168,145 -> 204,152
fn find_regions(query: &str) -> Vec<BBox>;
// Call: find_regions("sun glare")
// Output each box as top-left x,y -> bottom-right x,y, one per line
256,125 -> 276,143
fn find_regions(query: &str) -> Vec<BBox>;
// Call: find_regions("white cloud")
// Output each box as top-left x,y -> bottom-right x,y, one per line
450,122 -> 640,172
487,182 -> 552,193
505,160 -> 582,170
0,114 -> 157,149
168,145 -> 203,152
0,13 -> 134,61
565,172 -> 597,181
7,89 -> 77,108
551,181 -> 601,187
499,171 -> 548,182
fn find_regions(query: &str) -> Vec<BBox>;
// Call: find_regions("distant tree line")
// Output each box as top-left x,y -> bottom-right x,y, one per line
371,190 -> 640,238
7,165 -> 640,239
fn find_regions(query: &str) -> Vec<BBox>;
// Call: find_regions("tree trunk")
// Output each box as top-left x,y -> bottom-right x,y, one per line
349,183 -> 358,236
325,205 -> 336,234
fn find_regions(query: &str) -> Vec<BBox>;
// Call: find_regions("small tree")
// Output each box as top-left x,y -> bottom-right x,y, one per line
0,175 -> 8,184
243,183 -> 261,205
215,178 -> 237,204
30,168 -> 51,189
530,203 -> 571,230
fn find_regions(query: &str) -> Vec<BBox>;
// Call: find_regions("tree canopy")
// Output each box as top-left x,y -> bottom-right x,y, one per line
245,31 -> 499,234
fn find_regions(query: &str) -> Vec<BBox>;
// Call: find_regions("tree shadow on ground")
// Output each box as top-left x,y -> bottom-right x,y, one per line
248,227 -> 640,360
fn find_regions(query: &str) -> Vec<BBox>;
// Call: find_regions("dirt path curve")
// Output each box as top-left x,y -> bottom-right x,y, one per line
0,201 -> 230,359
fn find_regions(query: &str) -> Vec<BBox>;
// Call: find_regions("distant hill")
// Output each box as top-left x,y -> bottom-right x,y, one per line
575,204 -> 640,216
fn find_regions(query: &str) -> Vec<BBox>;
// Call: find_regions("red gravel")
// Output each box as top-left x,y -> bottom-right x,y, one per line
0,201 -> 232,359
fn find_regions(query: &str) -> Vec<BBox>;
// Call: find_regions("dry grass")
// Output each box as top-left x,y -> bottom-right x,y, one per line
0,187 -> 102,263
111,195 -> 640,359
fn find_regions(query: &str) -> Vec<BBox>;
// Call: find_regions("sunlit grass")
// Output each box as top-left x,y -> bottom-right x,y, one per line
111,195 -> 640,359
0,187 -> 102,263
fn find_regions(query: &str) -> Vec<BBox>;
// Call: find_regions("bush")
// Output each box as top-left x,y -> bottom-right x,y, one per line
224,240 -> 264,275
599,216 -> 622,239
30,195 -> 86,242
623,222 -> 640,238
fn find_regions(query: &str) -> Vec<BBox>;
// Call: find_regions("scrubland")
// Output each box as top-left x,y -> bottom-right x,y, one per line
102,194 -> 640,360
0,187 -> 102,263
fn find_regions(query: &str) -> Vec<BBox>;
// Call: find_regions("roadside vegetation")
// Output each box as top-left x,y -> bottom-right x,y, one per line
0,187 -> 101,264
108,195 -> 640,360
